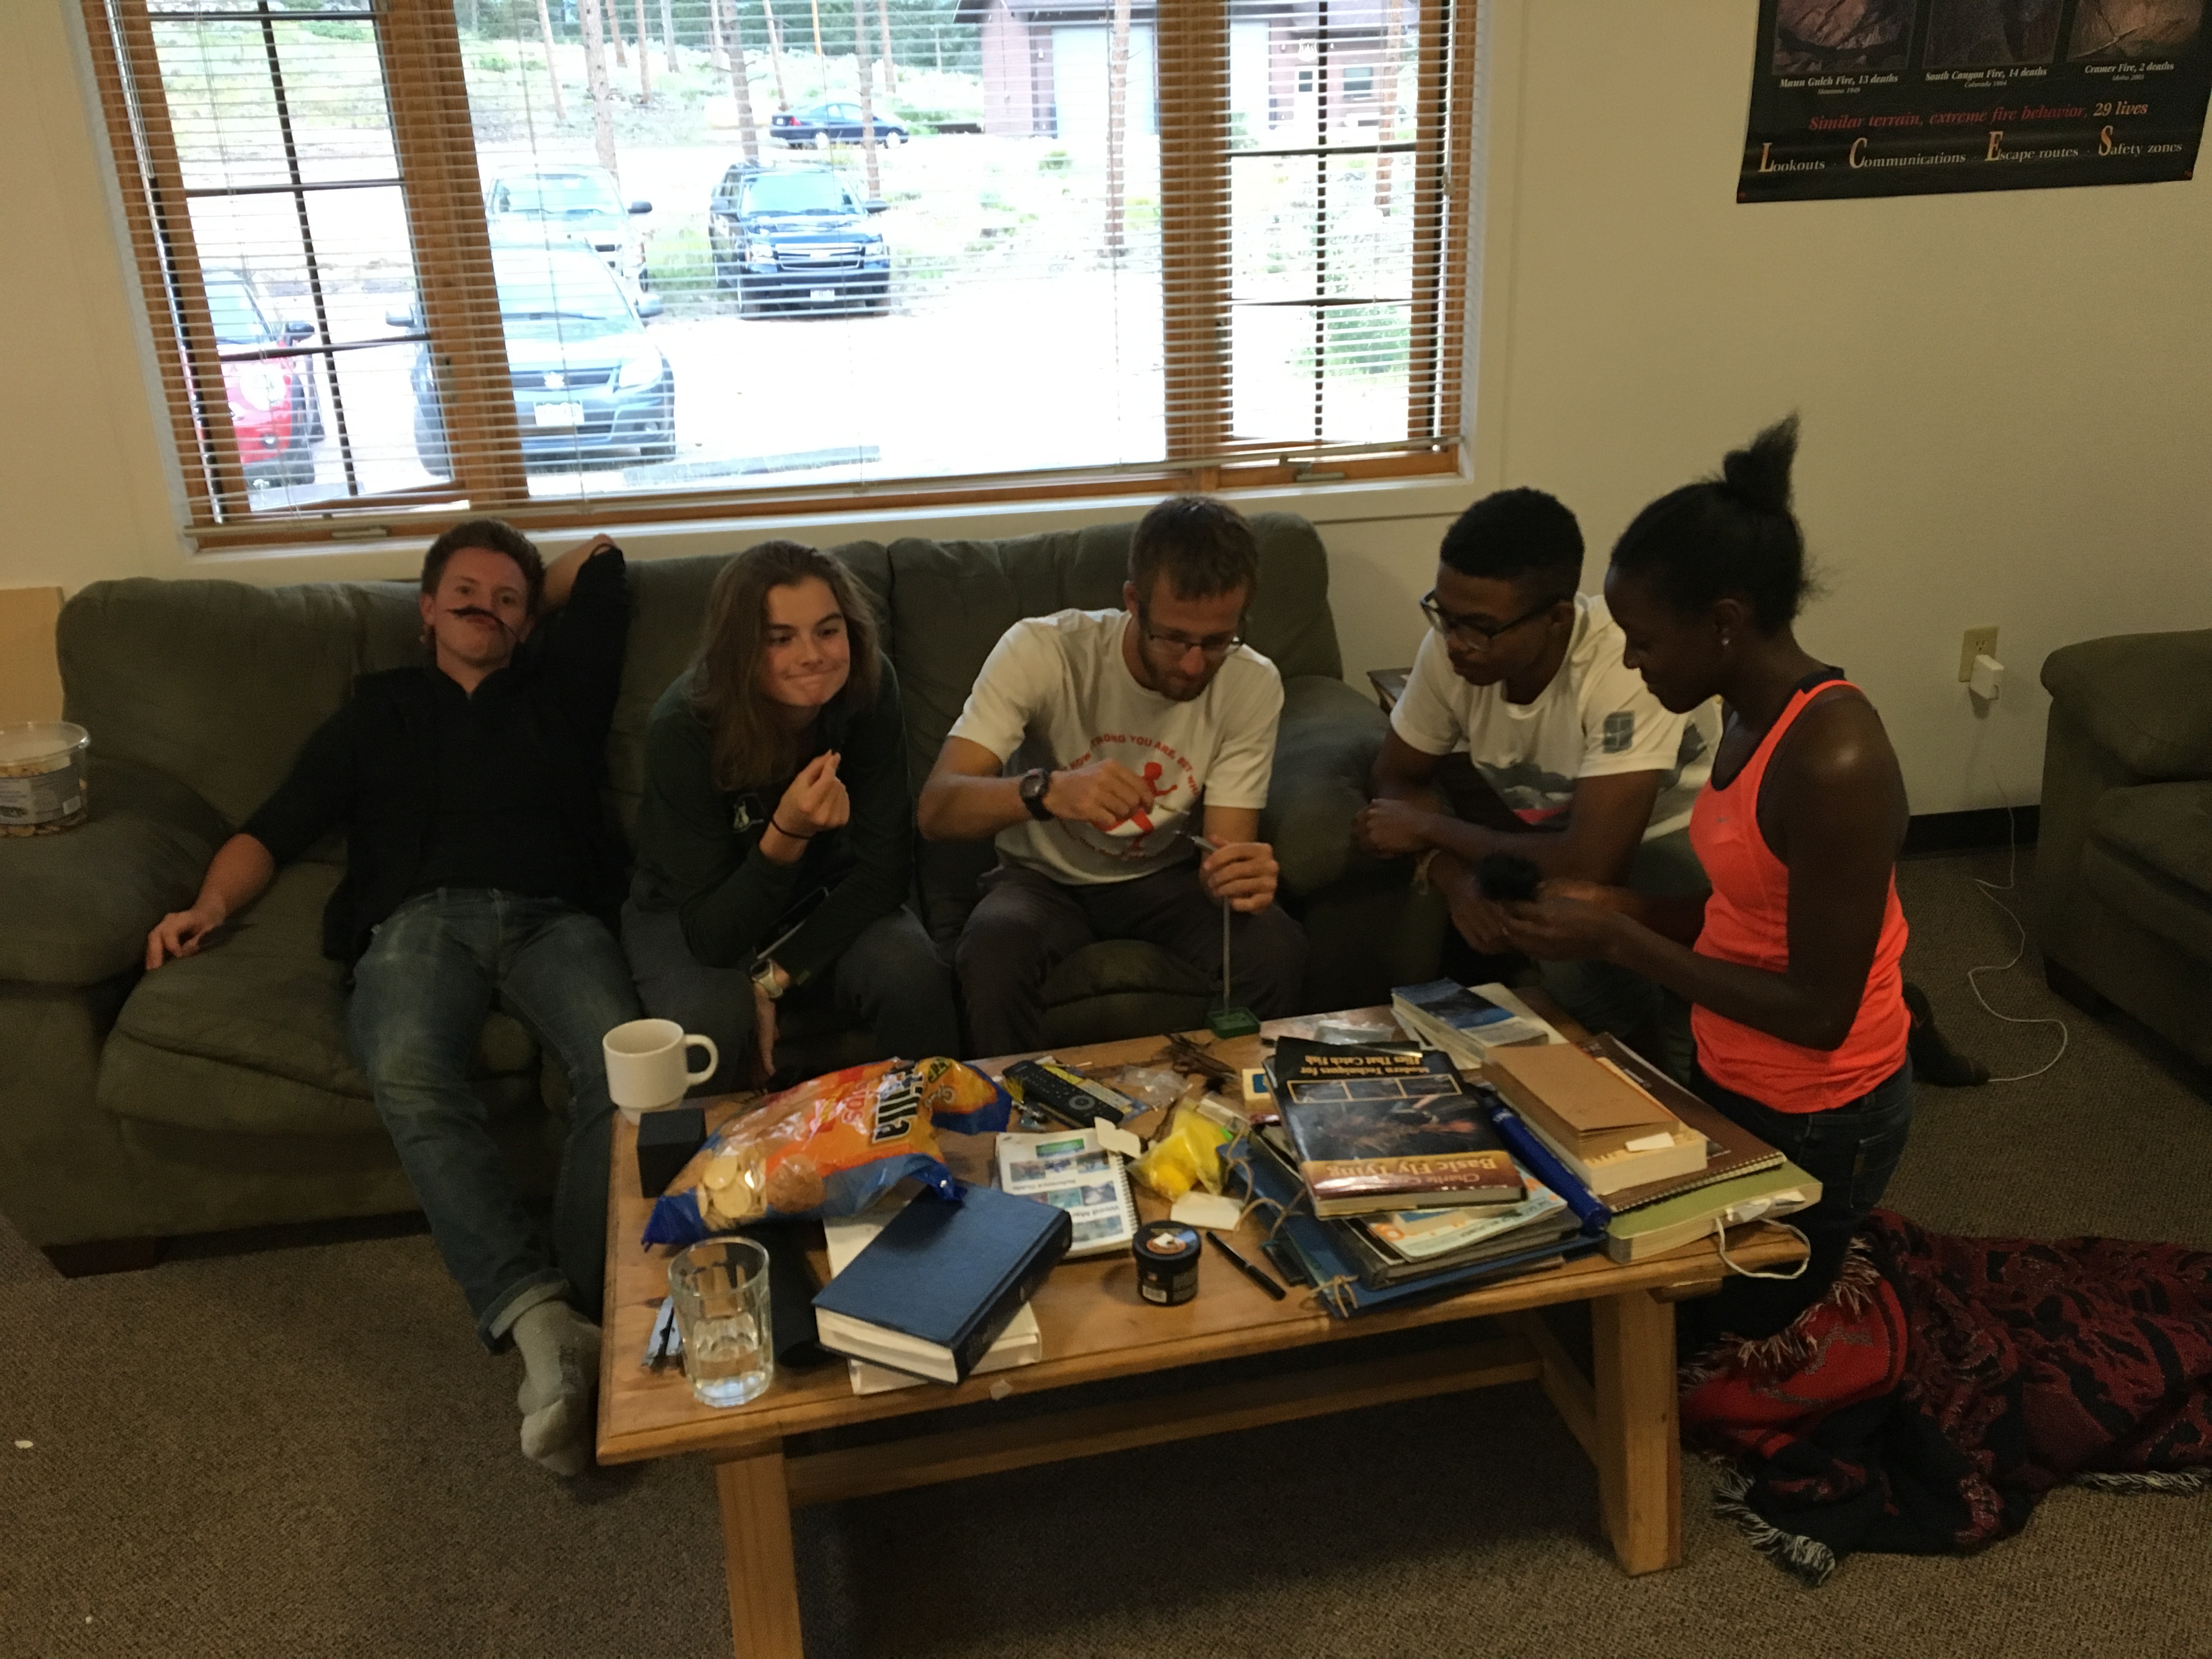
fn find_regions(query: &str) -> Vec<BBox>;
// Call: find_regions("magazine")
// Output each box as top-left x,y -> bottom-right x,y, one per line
994,1125 -> 1139,1258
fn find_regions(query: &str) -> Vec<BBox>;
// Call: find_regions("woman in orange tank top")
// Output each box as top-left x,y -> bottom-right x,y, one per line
1506,417 -> 1913,1342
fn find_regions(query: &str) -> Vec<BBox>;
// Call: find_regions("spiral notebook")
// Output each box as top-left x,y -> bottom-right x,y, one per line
994,1125 -> 1139,1258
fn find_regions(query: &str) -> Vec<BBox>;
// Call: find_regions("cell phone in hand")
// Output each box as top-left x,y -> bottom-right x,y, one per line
1476,852 -> 1543,904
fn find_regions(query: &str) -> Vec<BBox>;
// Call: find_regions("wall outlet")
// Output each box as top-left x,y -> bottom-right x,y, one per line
1958,626 -> 1998,682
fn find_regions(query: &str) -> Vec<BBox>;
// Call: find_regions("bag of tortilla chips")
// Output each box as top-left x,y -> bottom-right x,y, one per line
642,1057 -> 1009,1246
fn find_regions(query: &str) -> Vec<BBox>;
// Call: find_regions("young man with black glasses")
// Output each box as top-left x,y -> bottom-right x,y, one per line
919,496 -> 1306,1056
1355,488 -> 1720,1079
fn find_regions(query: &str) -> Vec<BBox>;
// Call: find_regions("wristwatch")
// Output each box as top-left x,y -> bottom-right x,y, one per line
1018,766 -> 1056,822
750,958 -> 791,1001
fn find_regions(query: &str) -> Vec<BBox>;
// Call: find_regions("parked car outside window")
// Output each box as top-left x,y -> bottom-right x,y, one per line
207,267 -> 322,491
486,166 -> 653,292
768,101 -> 910,149
707,162 -> 892,317
394,239 -> 675,473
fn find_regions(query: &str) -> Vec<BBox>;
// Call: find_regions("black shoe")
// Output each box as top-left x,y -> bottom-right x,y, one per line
1903,981 -> 1988,1087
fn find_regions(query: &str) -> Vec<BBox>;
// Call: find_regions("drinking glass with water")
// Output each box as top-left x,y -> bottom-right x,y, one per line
668,1237 -> 775,1408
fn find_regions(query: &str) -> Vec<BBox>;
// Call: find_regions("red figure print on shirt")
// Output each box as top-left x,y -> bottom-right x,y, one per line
1110,760 -> 1169,836
1057,736 -> 1199,860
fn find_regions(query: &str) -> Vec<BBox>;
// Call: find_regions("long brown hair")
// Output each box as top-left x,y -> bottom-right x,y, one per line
689,539 -> 882,792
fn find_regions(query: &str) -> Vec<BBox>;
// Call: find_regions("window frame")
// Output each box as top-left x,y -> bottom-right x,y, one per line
84,0 -> 1480,551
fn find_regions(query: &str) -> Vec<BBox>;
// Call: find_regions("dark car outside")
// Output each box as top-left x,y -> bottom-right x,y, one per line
770,101 -> 909,148
393,240 -> 675,474
708,163 -> 891,316
207,267 -> 322,492
486,166 -> 652,294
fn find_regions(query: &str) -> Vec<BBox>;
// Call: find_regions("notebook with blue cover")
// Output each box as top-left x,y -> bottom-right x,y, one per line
810,1183 -> 1072,1385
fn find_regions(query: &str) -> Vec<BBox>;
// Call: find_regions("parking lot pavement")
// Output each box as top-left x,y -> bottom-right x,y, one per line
268,264 -> 1169,512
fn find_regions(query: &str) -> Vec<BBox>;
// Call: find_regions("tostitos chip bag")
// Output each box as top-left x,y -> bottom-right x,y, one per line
642,1057 -> 1010,1246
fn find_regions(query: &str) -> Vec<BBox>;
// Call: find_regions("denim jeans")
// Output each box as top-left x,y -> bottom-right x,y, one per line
1682,1058 -> 1916,1347
621,876 -> 960,1092
349,889 -> 640,1348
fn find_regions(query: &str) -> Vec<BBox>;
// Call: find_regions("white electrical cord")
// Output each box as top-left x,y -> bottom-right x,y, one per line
1966,767 -> 2069,1084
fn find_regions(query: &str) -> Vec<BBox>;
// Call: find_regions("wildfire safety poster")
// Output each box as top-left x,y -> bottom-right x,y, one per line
1740,0 -> 2212,200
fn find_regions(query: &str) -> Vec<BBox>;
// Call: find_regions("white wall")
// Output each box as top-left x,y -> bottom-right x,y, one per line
1470,1 -> 2212,816
4,0 -> 2209,815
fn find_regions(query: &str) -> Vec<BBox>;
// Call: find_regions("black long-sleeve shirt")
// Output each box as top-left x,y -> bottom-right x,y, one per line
241,548 -> 630,961
631,658 -> 913,990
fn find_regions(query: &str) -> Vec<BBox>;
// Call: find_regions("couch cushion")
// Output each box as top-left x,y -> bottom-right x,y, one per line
1042,940 -> 1215,1006
2041,630 -> 2212,781
61,577 -> 421,828
2083,781 -> 2212,962
104,862 -> 541,1136
0,757 -> 228,986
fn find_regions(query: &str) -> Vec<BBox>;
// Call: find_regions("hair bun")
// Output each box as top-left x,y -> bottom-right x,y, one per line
1718,414 -> 1799,515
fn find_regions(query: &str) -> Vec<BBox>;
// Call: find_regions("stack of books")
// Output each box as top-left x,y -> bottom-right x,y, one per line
1391,979 -> 1559,1064
1483,1041 -> 1708,1197
1232,1038 -> 1602,1312
1475,1032 -> 1823,1264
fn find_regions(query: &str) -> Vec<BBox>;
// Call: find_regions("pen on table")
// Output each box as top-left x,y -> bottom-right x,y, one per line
1205,1231 -> 1286,1300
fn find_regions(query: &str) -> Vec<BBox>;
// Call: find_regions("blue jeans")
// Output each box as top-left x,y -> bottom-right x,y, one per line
349,889 -> 640,1348
1683,1058 -> 1916,1347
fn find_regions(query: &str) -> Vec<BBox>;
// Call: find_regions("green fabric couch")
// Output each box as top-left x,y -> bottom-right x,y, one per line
0,513 -> 1425,1262
2035,628 -> 2212,1069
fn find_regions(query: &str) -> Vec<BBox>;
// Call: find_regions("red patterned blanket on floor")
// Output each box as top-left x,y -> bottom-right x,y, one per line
1679,1208 -> 2212,1582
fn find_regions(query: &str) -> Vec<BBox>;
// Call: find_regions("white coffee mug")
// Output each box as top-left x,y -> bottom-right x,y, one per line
603,1018 -> 720,1124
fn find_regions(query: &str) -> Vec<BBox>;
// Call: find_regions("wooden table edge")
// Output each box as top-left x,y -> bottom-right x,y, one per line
595,1223 -> 1805,1466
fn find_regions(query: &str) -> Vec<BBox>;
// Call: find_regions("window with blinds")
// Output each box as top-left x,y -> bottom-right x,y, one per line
84,0 -> 1476,545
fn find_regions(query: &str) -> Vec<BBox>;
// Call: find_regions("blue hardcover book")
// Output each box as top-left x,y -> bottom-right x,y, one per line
1225,1135 -> 1600,1318
811,1183 -> 1072,1385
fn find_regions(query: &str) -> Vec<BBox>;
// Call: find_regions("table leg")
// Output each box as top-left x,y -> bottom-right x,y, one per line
715,1448 -> 804,1659
1589,1287 -> 1682,1575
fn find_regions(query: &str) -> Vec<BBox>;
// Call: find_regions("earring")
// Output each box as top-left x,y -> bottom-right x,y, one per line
1720,631 -> 1733,650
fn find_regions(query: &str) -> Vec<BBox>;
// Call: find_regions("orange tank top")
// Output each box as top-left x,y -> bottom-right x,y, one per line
1688,676 -> 1909,1114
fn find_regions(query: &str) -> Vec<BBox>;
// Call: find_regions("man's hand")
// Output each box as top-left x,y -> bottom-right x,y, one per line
145,901 -> 227,969
1503,892 -> 1626,962
1199,840 -> 1279,913
539,533 -> 619,612
1353,796 -> 1436,857
774,751 -> 850,838
1043,760 -> 1154,831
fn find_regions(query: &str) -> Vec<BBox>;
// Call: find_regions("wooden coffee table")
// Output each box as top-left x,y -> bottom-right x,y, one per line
597,1013 -> 1805,1658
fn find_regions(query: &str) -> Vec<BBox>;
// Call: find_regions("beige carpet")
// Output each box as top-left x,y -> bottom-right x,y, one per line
3,849 -> 2208,1659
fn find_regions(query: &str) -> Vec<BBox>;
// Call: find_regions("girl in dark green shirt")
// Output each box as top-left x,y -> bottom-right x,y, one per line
622,541 -> 957,1088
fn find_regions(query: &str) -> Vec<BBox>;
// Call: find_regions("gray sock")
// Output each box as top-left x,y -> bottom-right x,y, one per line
511,1299 -> 601,1477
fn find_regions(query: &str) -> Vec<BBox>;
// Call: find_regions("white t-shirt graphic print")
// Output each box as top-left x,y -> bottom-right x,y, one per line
947,608 -> 1284,885
1389,593 -> 1720,841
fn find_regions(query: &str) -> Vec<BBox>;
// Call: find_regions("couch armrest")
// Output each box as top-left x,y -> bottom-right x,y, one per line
2041,630 -> 2212,780
0,757 -> 229,986
1261,675 -> 1389,898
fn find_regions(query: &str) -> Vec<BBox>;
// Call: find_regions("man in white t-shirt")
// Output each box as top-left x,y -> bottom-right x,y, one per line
919,497 -> 1306,1057
1355,487 -> 1720,1076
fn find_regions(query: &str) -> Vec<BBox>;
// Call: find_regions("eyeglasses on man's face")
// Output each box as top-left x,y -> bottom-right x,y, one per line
1418,591 -> 1558,651
1137,607 -> 1245,662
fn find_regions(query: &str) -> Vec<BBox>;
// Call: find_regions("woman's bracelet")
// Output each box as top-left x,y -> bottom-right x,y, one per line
769,817 -> 814,841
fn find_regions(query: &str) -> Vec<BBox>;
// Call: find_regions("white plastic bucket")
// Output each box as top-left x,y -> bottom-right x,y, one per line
0,721 -> 90,836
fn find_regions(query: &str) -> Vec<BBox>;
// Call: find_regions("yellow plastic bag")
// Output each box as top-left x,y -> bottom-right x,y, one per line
1130,1103 -> 1238,1201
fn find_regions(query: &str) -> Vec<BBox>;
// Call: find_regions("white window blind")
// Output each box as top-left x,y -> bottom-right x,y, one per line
84,0 -> 1476,545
